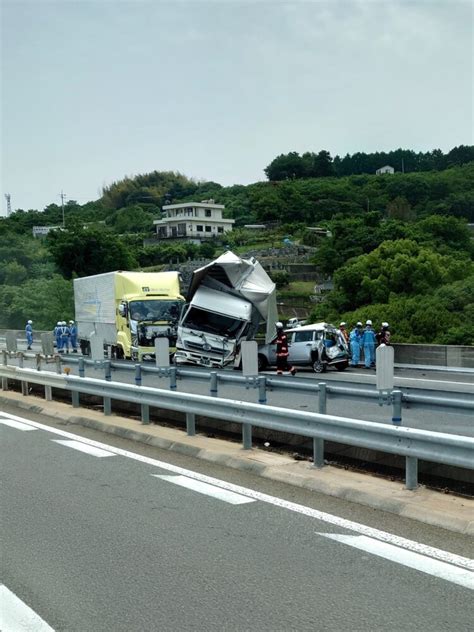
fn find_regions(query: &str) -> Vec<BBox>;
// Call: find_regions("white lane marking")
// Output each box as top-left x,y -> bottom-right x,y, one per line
51,439 -> 115,458
154,474 -> 256,505
319,534 -> 474,591
0,418 -> 37,431
6,415 -> 474,575
0,584 -> 55,631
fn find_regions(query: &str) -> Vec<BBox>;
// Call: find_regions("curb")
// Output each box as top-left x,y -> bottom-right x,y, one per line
1,392 -> 473,535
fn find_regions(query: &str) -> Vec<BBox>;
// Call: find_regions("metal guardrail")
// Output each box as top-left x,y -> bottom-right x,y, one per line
0,364 -> 473,491
1,350 -> 474,423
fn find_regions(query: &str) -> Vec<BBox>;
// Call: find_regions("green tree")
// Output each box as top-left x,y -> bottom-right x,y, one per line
46,227 -> 137,278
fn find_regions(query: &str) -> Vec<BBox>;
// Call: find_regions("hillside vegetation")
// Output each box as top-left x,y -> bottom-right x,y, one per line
1,150 -> 473,344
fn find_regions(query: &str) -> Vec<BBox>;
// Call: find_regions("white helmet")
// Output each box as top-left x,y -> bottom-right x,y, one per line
27,319 -> 32,324
366,319 -> 372,325
62,321 -> 67,326
382,322 -> 389,328
69,320 -> 74,324
339,322 -> 346,327
275,321 -> 283,329
356,321 -> 363,327
57,321 -> 61,326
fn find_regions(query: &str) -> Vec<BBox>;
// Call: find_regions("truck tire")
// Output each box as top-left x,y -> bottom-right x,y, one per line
335,361 -> 349,371
257,354 -> 268,371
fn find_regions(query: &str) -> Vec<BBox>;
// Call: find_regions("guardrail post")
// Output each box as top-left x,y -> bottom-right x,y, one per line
169,366 -> 177,391
392,390 -> 402,425
44,385 -> 52,401
242,423 -> 252,450
78,357 -> 85,377
405,456 -> 418,490
312,382 -> 327,468
71,391 -> 80,408
210,371 -> 218,397
35,354 -> 41,371
55,355 -> 61,375
135,364 -> 142,386
1,376 -> 8,391
318,383 -> 327,414
141,404 -> 150,425
104,360 -> 112,382
103,396 -> 112,416
21,379 -> 29,396
2,350 -> 7,366
186,412 -> 196,436
258,376 -> 267,405
18,352 -> 24,369
313,437 -> 324,469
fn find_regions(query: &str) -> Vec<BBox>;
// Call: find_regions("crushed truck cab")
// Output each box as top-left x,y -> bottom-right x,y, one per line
175,251 -> 278,368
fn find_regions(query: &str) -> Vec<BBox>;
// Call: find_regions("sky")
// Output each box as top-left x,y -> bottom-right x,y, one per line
1,0 -> 473,215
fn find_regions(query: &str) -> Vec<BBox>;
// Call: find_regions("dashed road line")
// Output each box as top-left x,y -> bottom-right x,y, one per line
154,474 -> 256,505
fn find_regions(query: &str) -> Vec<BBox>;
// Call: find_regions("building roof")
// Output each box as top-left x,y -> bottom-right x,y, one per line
163,201 -> 225,210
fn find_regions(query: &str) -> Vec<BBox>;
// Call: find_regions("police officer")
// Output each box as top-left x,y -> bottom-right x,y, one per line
349,322 -> 363,367
362,319 -> 376,368
275,322 -> 296,376
25,320 -> 33,350
69,320 -> 78,353
54,321 -> 62,352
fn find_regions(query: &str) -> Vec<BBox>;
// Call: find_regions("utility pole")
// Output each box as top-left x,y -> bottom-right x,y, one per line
401,158 -> 405,174
60,190 -> 66,227
4,193 -> 12,216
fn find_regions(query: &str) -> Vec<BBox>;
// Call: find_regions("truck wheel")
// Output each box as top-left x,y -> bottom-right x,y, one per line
312,357 -> 327,373
115,346 -> 124,360
335,361 -> 349,371
257,354 -> 268,371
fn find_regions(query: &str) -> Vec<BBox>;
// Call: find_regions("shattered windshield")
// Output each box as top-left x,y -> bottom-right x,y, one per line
183,306 -> 245,337
129,300 -> 182,322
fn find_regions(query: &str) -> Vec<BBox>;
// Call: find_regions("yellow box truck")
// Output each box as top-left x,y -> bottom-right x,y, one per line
74,271 -> 184,360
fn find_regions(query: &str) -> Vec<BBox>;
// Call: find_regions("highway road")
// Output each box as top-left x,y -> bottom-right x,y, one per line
1,406 -> 473,631
0,409 -> 474,632
2,348 -> 473,437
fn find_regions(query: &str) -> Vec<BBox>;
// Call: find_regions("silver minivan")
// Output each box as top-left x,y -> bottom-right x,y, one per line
258,322 -> 350,373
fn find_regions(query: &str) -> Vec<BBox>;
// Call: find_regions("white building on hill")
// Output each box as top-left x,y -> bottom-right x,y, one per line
153,200 -> 234,242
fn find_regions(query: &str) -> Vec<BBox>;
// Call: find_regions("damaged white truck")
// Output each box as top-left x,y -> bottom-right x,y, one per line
174,251 -> 278,368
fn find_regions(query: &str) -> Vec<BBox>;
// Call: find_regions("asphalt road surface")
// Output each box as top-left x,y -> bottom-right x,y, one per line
1,406 -> 473,631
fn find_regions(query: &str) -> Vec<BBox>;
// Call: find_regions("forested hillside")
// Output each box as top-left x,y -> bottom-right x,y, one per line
1,152 -> 473,343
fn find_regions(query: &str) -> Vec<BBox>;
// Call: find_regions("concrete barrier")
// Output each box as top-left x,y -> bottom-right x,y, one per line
393,344 -> 474,369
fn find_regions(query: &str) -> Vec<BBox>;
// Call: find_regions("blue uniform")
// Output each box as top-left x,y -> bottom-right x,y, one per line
349,328 -> 362,366
25,323 -> 33,349
61,325 -> 70,353
54,325 -> 61,351
362,327 -> 376,368
69,323 -> 77,352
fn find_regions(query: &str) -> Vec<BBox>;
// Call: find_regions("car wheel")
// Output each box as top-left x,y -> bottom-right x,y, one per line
335,361 -> 349,371
258,354 -> 268,371
312,358 -> 327,373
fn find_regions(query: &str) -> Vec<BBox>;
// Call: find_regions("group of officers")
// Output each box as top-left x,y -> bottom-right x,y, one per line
338,320 -> 391,368
53,320 -> 78,353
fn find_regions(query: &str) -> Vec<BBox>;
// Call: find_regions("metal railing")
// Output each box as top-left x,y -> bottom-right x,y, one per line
2,350 -> 474,424
0,363 -> 473,491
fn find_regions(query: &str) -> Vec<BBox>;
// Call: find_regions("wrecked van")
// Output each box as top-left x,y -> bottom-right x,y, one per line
257,322 -> 350,373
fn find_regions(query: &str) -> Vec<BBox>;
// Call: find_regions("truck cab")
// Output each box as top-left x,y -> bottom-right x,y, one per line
175,286 -> 253,368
